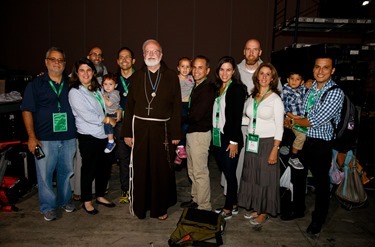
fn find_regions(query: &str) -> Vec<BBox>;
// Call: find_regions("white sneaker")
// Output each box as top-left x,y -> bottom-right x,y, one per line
288,157 -> 304,170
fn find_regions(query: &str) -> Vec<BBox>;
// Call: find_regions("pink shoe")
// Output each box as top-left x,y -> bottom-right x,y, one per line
174,155 -> 182,165
176,145 -> 187,159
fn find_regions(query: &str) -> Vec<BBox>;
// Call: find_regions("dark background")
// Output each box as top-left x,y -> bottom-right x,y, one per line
0,0 -> 373,76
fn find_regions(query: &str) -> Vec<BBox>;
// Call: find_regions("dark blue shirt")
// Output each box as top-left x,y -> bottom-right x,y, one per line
20,73 -> 76,140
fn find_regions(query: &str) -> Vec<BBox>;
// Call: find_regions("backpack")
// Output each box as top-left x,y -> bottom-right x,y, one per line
321,85 -> 359,152
168,208 -> 226,247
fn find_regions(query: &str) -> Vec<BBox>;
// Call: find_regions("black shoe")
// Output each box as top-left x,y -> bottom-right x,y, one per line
280,212 -> 305,221
95,199 -> 116,208
306,221 -> 322,235
82,204 -> 99,215
180,200 -> 198,209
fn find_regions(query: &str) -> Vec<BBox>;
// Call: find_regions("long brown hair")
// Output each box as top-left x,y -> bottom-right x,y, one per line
251,63 -> 280,98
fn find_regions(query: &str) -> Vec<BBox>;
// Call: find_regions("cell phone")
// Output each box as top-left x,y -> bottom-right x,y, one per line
35,145 -> 45,160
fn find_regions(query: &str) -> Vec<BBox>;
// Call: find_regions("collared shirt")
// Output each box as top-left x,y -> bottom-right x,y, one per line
282,83 -> 306,116
302,79 -> 344,141
20,73 -> 76,140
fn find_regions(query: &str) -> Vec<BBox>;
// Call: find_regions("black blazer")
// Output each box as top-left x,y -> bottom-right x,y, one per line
223,82 -> 247,149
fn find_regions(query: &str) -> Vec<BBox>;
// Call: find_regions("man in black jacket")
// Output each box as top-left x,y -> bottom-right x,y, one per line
180,55 -> 216,211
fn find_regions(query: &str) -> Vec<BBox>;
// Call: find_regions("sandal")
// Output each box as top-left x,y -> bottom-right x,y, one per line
158,214 -> 168,220
249,214 -> 270,225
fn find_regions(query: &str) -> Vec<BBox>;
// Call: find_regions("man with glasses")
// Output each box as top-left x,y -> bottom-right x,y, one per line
87,47 -> 108,84
21,47 -> 77,221
122,39 -> 181,220
115,47 -> 136,204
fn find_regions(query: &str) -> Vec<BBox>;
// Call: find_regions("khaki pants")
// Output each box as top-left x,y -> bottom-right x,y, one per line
292,128 -> 306,150
186,131 -> 212,211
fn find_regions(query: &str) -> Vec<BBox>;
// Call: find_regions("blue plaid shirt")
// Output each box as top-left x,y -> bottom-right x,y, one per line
282,83 -> 306,116
302,79 -> 344,141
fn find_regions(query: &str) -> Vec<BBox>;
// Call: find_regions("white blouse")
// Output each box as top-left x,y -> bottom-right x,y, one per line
245,93 -> 284,140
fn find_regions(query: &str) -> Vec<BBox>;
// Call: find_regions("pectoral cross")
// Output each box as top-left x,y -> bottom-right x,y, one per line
146,104 -> 153,116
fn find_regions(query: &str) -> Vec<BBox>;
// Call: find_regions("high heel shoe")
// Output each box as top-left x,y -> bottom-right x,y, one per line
95,199 -> 116,208
82,203 -> 99,215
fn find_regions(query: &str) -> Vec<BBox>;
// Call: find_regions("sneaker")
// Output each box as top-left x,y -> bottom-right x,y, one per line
104,142 -> 116,153
288,157 -> 304,170
43,210 -> 57,221
119,191 -> 130,204
62,203 -> 76,213
214,207 -> 238,215
180,200 -> 198,209
176,145 -> 187,159
174,155 -> 182,165
220,211 -> 232,220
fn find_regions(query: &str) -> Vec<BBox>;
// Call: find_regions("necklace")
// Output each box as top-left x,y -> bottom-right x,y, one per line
144,72 -> 162,116
147,69 -> 161,97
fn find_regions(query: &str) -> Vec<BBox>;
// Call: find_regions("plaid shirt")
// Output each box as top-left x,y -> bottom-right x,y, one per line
282,83 -> 306,116
302,79 -> 344,141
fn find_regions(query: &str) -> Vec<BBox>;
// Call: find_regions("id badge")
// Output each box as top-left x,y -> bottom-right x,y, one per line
53,112 -> 68,132
212,127 -> 221,147
246,133 -> 259,153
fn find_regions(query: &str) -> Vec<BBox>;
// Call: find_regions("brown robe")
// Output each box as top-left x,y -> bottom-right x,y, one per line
122,61 -> 181,219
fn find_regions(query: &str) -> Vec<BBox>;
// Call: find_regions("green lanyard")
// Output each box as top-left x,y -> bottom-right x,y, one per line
120,76 -> 129,96
305,87 -> 324,114
251,89 -> 270,133
215,80 -> 232,127
92,90 -> 106,114
49,80 -> 64,111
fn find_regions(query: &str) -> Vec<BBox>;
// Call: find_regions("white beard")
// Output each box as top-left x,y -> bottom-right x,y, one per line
144,57 -> 161,67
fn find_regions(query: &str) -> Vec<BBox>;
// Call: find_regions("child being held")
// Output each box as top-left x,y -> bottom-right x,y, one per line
102,73 -> 121,153
175,57 -> 194,165
282,71 -> 308,169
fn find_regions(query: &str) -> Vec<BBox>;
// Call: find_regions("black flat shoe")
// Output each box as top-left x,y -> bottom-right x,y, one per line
95,199 -> 116,208
82,203 -> 99,215
306,221 -> 322,235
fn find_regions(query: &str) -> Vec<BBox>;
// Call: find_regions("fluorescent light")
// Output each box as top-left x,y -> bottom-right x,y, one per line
362,1 -> 370,6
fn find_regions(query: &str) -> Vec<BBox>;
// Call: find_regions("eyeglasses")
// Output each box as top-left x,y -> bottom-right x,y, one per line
46,57 -> 66,64
144,50 -> 161,55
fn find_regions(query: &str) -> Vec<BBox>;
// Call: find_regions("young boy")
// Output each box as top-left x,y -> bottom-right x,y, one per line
102,73 -> 121,153
282,72 -> 307,169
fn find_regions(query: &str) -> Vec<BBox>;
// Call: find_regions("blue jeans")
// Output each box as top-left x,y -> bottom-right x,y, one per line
35,139 -> 76,213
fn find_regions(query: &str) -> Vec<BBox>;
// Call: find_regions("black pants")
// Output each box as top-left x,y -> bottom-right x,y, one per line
78,133 -> 112,202
114,121 -> 131,192
303,137 -> 332,224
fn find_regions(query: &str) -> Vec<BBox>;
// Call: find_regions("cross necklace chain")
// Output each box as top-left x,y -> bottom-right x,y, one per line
144,70 -> 162,116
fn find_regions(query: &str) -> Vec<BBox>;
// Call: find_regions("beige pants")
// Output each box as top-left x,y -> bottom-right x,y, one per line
186,131 -> 212,211
292,128 -> 306,150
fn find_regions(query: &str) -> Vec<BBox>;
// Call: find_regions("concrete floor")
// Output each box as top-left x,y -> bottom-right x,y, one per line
1,155 -> 374,247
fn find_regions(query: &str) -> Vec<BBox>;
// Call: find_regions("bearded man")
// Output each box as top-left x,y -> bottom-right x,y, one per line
122,39 -> 181,220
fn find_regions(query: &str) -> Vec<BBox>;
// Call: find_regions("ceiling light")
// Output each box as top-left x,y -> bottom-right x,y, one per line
362,1 -> 370,6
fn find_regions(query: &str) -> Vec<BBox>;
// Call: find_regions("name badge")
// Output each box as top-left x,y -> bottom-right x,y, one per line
246,133 -> 259,153
212,127 -> 221,147
53,112 -> 68,132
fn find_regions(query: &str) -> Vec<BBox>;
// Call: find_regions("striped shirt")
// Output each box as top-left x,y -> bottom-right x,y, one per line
302,79 -> 344,141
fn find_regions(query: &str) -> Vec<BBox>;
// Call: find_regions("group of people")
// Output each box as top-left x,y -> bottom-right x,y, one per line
21,38 -> 344,236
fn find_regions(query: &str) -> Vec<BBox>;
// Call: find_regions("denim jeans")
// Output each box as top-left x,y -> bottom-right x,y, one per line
35,139 -> 76,213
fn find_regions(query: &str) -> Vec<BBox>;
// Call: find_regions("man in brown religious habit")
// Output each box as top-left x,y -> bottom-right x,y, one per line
122,39 -> 181,220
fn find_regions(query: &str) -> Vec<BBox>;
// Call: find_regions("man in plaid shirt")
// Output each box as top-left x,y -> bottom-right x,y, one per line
287,54 -> 344,235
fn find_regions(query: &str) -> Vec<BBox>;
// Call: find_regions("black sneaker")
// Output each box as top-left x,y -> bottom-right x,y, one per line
306,221 -> 322,235
180,200 -> 198,209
